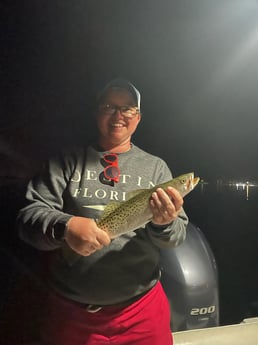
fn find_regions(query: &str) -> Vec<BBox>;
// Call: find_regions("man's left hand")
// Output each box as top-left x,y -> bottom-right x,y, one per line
150,187 -> 183,226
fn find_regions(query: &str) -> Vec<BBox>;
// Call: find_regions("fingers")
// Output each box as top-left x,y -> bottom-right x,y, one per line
82,240 -> 107,256
79,229 -> 111,256
82,229 -> 111,256
96,227 -> 111,246
165,187 -> 184,212
65,216 -> 111,256
150,187 -> 183,225
81,231 -> 111,256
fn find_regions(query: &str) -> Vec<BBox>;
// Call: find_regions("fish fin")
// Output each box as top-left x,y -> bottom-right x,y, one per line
82,205 -> 106,211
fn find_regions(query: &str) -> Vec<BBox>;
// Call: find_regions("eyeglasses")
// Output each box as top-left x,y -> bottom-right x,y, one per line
98,104 -> 140,118
103,153 -> 120,183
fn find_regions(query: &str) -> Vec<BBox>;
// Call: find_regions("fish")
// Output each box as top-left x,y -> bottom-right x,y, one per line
96,172 -> 200,238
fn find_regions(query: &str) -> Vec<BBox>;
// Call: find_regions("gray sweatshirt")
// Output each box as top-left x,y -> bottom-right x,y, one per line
18,144 -> 188,305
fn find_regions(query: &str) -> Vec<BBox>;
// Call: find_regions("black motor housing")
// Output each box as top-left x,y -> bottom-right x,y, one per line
160,222 -> 219,331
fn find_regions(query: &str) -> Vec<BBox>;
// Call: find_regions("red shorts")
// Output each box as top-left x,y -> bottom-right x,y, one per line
41,281 -> 173,345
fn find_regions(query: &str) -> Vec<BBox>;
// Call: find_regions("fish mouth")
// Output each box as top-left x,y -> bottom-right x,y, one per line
192,176 -> 200,188
187,173 -> 200,191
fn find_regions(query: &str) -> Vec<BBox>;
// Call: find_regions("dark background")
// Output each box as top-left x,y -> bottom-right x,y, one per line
1,1 -> 258,343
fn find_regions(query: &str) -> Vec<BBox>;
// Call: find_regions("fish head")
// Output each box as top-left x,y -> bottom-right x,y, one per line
172,172 -> 200,197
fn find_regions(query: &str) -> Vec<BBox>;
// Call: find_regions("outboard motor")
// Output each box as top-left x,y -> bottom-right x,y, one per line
160,222 -> 219,331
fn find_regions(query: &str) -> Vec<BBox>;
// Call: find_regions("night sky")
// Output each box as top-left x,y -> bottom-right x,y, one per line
2,0 -> 258,180
1,1 -> 258,340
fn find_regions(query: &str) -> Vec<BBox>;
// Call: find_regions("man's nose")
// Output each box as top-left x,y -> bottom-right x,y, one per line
113,108 -> 123,116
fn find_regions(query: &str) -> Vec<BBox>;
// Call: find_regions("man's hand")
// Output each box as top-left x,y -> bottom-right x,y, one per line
65,216 -> 111,256
150,187 -> 183,226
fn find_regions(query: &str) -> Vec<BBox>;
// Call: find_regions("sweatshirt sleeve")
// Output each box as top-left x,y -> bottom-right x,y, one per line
145,209 -> 188,248
17,152 -> 74,251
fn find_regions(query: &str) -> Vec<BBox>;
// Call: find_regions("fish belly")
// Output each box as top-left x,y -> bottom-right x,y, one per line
106,206 -> 152,238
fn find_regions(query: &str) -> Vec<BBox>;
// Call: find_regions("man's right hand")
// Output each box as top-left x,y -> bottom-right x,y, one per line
64,216 -> 111,256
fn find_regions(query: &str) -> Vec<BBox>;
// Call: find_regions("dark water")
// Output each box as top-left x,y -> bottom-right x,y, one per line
0,180 -> 258,343
185,182 -> 258,325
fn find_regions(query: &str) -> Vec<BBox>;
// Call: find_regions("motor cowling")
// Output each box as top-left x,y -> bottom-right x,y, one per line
160,222 -> 219,331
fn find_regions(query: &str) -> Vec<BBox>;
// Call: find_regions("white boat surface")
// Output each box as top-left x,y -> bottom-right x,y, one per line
173,317 -> 258,345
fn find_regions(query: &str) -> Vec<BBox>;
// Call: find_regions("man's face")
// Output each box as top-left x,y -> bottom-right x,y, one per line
96,88 -> 141,146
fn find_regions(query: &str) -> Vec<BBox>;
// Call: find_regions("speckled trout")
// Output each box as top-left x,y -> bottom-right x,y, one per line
96,172 -> 199,238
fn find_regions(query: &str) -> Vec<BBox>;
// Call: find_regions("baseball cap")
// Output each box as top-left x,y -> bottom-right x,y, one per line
97,78 -> 141,109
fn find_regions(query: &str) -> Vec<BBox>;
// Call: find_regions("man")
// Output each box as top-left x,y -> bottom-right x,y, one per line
18,78 -> 188,345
